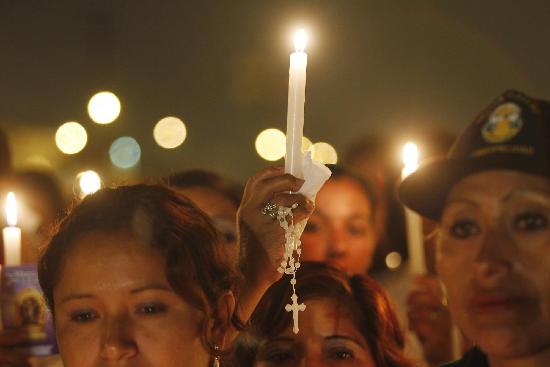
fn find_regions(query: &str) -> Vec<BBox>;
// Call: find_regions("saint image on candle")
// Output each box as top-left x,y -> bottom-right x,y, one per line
3,191 -> 22,266
285,29 -> 308,178
401,142 -> 426,274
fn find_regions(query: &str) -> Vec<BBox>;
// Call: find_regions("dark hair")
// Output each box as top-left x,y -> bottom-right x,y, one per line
38,184 -> 238,353
327,164 -> 377,219
167,169 -> 243,208
234,262 -> 413,367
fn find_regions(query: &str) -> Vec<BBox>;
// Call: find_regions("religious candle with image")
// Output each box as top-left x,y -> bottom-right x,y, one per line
1,265 -> 58,356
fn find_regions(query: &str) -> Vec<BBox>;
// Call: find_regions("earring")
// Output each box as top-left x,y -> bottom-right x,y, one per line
213,345 -> 220,367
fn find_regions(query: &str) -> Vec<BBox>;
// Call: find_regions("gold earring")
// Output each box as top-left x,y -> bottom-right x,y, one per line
213,345 -> 220,367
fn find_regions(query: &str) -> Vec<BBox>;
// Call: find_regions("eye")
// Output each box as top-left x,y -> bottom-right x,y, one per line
221,230 -> 237,244
304,221 -> 320,233
264,350 -> 297,363
136,302 -> 167,315
329,347 -> 354,361
348,223 -> 367,236
70,310 -> 98,323
449,219 -> 481,239
514,212 -> 548,231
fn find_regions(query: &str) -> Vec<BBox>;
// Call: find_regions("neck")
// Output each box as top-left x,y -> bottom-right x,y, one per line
489,348 -> 550,367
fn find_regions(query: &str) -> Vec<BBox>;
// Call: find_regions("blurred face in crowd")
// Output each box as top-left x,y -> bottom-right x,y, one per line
301,177 -> 377,274
437,170 -> 550,361
53,231 -> 209,367
254,298 -> 375,367
177,186 -> 238,263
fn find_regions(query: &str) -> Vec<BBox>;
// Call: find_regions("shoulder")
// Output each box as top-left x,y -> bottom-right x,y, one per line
440,347 -> 488,367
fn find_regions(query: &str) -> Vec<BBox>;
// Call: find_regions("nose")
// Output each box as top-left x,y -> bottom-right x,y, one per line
474,223 -> 515,286
327,227 -> 348,261
99,315 -> 138,361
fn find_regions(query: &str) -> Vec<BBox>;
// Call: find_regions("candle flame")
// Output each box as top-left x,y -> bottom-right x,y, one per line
6,192 -> 17,227
294,29 -> 307,52
402,142 -> 419,174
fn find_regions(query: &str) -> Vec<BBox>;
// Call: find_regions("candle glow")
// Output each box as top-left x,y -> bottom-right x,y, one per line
3,192 -> 22,266
294,29 -> 308,52
6,192 -> 17,227
402,142 -> 419,177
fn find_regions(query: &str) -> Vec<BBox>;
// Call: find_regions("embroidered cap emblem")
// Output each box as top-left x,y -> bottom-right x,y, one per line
482,102 -> 523,143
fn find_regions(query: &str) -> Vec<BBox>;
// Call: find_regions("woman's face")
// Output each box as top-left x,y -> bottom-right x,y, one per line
177,186 -> 238,263
53,231 -> 209,367
437,170 -> 550,359
254,298 -> 375,367
301,177 -> 376,274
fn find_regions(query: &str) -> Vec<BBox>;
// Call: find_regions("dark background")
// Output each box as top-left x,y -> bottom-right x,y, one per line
1,0 -> 549,190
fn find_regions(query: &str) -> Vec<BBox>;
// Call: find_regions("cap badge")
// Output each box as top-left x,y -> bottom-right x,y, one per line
482,102 -> 523,143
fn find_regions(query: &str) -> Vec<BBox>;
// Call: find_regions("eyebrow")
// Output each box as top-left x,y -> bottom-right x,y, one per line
60,284 -> 173,304
502,189 -> 550,204
325,335 -> 366,348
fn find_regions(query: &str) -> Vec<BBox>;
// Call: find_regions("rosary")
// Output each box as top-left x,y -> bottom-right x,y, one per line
276,203 -> 306,334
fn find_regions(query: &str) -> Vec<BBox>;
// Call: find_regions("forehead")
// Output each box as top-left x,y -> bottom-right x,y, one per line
56,232 -> 168,293
316,177 -> 372,212
176,186 -> 237,218
446,170 -> 550,204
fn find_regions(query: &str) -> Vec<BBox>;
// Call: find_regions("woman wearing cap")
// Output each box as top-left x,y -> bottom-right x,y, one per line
399,90 -> 550,367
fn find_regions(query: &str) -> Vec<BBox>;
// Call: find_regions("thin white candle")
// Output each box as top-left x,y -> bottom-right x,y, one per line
3,192 -> 21,266
285,29 -> 308,179
401,143 -> 426,274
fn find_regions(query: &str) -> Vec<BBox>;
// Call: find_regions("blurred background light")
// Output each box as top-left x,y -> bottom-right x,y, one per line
385,251 -> 403,270
301,136 -> 312,152
77,170 -> 102,198
109,136 -> 141,169
153,116 -> 187,149
88,91 -> 121,124
309,142 -> 338,164
55,122 -> 87,154
255,128 -> 286,161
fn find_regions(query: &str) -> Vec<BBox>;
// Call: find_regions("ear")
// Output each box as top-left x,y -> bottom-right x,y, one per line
207,290 -> 236,350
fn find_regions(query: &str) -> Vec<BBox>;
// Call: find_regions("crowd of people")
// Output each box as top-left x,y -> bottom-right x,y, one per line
0,89 -> 548,367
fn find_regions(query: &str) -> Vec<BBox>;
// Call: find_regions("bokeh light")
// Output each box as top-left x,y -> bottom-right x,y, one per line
309,142 -> 338,164
77,170 -> 102,198
301,136 -> 312,152
55,122 -> 87,154
385,251 -> 403,270
402,142 -> 419,177
255,128 -> 286,161
88,91 -> 121,124
109,136 -> 141,169
153,116 -> 187,149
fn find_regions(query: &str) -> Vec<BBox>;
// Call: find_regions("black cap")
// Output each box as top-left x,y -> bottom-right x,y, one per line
398,90 -> 550,220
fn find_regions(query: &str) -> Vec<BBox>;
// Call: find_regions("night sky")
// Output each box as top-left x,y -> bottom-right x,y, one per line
1,0 -> 550,190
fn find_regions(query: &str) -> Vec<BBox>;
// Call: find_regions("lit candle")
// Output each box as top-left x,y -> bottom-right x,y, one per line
285,29 -> 308,179
3,192 -> 21,266
401,143 -> 426,274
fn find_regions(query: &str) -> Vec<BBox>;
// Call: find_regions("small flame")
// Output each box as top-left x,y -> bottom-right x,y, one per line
294,29 -> 308,52
6,192 -> 17,227
402,142 -> 419,172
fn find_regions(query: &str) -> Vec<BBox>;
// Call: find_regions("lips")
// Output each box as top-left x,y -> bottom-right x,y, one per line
470,293 -> 529,313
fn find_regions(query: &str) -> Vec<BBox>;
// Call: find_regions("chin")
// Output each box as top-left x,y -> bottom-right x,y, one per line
475,328 -> 548,359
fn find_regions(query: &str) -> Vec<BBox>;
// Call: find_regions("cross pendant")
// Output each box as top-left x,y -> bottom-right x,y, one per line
285,293 -> 306,334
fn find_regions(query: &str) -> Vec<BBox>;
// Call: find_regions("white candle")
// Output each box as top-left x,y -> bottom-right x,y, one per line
401,143 -> 426,274
285,29 -> 308,179
3,192 -> 21,266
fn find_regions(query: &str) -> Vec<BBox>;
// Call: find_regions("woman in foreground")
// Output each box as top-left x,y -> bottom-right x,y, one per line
38,167 -> 312,366
399,90 -> 550,366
